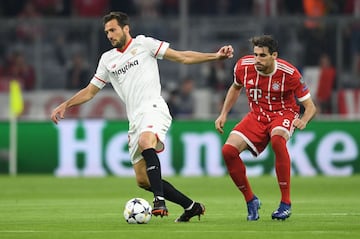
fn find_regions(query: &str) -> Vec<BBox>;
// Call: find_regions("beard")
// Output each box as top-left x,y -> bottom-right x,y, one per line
113,34 -> 127,49
255,64 -> 265,71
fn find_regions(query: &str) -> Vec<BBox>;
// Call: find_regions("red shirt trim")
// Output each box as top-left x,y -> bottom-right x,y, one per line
154,41 -> 164,57
94,76 -> 106,83
116,38 -> 133,53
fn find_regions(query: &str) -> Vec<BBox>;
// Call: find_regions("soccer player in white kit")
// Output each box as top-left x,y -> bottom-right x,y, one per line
50,12 -> 234,222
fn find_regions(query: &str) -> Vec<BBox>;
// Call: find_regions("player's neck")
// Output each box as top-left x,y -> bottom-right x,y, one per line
117,38 -> 133,52
263,61 -> 276,74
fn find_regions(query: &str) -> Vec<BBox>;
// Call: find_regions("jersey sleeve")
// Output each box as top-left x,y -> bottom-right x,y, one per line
142,35 -> 170,59
90,54 -> 109,89
293,70 -> 311,102
233,59 -> 244,87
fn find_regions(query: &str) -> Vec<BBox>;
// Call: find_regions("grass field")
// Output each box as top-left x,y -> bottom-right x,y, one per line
0,175 -> 359,239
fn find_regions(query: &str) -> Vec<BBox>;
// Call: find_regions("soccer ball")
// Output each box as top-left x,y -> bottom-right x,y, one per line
123,198 -> 152,224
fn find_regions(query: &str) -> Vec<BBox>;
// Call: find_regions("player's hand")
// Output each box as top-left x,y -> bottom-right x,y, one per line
50,104 -> 66,124
215,115 -> 227,134
217,45 -> 234,59
293,118 -> 307,130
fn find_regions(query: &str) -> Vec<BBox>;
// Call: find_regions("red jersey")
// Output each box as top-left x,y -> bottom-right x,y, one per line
234,55 -> 311,122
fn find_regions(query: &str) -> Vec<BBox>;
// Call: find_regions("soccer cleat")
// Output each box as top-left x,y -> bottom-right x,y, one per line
247,196 -> 261,221
152,198 -> 169,217
271,202 -> 291,220
175,202 -> 205,222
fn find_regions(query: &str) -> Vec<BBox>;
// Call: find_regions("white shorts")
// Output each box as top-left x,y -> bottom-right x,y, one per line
128,106 -> 172,164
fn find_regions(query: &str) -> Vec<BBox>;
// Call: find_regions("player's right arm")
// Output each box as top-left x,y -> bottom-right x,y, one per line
50,83 -> 100,124
163,45 -> 233,64
215,83 -> 242,134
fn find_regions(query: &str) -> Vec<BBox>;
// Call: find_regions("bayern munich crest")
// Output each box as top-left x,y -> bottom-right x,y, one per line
272,82 -> 280,91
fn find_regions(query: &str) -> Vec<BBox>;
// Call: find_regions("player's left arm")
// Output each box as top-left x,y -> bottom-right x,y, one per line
293,97 -> 317,130
163,45 -> 233,64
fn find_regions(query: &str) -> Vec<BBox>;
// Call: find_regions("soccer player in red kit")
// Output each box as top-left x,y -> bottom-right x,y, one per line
215,35 -> 316,221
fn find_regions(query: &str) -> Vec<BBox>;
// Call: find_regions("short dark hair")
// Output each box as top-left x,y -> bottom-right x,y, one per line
250,35 -> 278,54
103,12 -> 130,28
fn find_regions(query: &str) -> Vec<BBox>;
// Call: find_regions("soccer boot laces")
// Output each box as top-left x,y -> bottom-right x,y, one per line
271,202 -> 291,220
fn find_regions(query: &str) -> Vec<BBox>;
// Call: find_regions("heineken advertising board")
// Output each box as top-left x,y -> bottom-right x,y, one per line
0,120 -> 359,176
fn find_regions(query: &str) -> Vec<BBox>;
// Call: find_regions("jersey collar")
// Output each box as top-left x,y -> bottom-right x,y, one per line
116,38 -> 133,53
256,60 -> 278,76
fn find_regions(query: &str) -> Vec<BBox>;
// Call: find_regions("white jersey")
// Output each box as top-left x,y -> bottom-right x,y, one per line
90,35 -> 170,123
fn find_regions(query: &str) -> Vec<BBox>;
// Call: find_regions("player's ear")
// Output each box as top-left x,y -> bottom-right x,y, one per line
272,52 -> 278,59
123,25 -> 130,33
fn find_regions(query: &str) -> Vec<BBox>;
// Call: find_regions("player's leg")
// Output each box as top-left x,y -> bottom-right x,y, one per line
222,134 -> 260,221
222,135 -> 253,201
133,108 -> 172,217
222,114 -> 267,220
138,131 -> 168,217
132,159 -> 204,222
270,133 -> 292,220
270,115 -> 294,220
161,180 -> 205,222
270,132 -> 291,204
134,108 -> 204,221
136,132 -> 205,221
133,158 -> 151,190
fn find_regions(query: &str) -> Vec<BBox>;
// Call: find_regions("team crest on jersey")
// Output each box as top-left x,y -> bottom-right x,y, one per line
131,48 -> 137,56
272,81 -> 281,91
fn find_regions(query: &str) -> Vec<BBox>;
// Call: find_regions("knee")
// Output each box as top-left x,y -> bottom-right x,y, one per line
138,132 -> 157,151
222,144 -> 240,162
271,135 -> 286,151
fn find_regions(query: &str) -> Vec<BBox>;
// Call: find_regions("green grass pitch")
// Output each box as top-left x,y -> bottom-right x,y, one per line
0,175 -> 359,239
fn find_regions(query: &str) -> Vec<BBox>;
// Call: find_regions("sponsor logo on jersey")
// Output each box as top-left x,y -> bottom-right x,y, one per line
249,88 -> 262,100
112,60 -> 139,76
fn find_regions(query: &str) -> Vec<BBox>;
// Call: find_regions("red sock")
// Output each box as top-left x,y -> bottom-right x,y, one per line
222,144 -> 254,202
271,135 -> 291,204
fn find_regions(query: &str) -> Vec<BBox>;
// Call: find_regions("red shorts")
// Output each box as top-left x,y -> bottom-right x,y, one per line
231,111 -> 298,156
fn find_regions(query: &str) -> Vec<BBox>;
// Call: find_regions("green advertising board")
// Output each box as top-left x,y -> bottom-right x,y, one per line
0,120 -> 359,176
